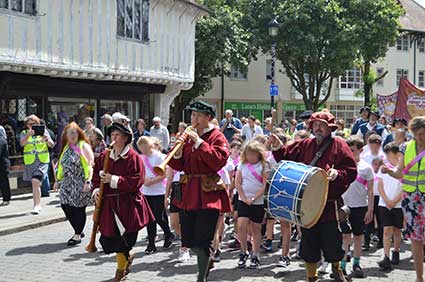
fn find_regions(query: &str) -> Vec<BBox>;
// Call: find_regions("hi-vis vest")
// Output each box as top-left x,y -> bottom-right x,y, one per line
56,141 -> 90,181
22,131 -> 50,165
403,140 -> 425,193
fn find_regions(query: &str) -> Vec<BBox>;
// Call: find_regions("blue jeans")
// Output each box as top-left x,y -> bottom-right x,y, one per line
41,168 -> 51,197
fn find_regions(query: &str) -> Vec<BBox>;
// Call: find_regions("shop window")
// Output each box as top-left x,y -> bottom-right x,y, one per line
396,69 -> 408,86
330,105 -> 362,127
419,71 -> 425,88
339,68 -> 363,89
117,0 -> 149,42
0,0 -> 37,15
396,35 -> 409,51
230,66 -> 248,80
376,67 -> 384,87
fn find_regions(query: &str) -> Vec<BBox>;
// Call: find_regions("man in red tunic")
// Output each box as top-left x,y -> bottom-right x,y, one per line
269,111 -> 357,282
169,101 -> 231,282
92,122 -> 154,282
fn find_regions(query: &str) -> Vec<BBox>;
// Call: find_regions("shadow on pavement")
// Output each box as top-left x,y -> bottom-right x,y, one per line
5,242 -> 68,256
0,212 -> 27,220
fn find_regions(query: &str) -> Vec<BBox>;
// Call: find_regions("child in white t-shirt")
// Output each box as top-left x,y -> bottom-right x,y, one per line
235,140 -> 270,269
377,142 -> 403,270
341,136 -> 374,278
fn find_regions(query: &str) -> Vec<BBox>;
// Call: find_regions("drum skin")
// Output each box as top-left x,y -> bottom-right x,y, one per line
265,161 -> 329,229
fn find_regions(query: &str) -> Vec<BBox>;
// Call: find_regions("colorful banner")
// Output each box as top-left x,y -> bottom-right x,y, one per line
394,78 -> 425,121
377,91 -> 397,119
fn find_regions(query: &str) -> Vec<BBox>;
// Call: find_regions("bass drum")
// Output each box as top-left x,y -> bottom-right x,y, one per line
265,161 -> 329,229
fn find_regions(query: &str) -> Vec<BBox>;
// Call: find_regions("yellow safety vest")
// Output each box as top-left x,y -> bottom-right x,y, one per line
22,131 -> 50,165
56,141 -> 90,181
403,140 -> 425,193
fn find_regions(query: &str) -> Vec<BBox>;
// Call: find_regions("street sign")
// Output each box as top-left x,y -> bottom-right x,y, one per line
270,84 -> 279,96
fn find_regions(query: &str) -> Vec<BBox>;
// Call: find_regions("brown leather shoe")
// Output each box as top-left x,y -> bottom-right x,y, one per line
114,269 -> 126,282
308,277 -> 318,282
125,252 -> 135,274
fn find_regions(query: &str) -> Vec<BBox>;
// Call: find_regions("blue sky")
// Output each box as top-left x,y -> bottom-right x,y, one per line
416,0 -> 425,8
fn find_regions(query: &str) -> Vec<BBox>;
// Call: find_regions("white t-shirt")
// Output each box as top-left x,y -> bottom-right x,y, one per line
342,159 -> 374,208
361,147 -> 385,165
241,124 -> 263,141
141,152 -> 167,196
238,162 -> 269,205
218,168 -> 231,185
173,170 -> 183,182
373,172 -> 380,196
377,167 -> 402,208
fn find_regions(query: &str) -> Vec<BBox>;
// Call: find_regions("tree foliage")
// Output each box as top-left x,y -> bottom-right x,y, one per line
241,0 -> 403,110
172,0 -> 256,129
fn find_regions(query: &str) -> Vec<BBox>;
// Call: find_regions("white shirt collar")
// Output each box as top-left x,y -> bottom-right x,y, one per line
195,124 -> 215,136
109,145 -> 131,160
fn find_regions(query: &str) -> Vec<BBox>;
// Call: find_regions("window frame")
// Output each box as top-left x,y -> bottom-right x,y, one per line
376,67 -> 384,87
339,68 -> 363,90
419,70 -> 425,88
229,66 -> 248,81
419,40 -> 425,53
116,0 -> 150,44
396,35 -> 409,52
396,68 -> 409,86
0,0 -> 37,17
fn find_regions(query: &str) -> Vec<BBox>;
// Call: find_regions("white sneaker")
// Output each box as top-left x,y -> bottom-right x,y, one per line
318,261 -> 329,274
177,248 -> 191,262
31,206 -> 41,215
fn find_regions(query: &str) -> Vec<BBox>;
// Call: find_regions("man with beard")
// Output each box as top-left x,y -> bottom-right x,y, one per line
269,111 -> 357,282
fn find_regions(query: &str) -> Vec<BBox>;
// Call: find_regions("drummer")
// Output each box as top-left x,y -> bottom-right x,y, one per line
269,111 -> 357,282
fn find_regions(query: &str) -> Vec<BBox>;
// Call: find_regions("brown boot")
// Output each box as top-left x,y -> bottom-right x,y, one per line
114,269 -> 126,282
125,252 -> 135,274
308,277 -> 318,282
331,265 -> 348,282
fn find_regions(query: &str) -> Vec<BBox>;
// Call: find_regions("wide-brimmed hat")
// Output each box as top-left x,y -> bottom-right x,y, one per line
369,111 -> 381,118
107,122 -> 133,143
189,100 -> 215,117
309,111 -> 338,131
299,110 -> 313,120
360,106 -> 371,114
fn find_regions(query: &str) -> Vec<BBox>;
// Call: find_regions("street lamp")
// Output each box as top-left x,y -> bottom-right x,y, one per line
268,19 -> 279,111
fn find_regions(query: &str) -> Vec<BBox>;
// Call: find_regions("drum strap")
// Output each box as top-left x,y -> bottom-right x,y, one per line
309,138 -> 333,166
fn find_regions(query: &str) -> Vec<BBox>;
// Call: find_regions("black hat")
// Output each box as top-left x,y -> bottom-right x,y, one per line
369,111 -> 380,118
107,122 -> 133,143
392,117 -> 408,126
360,106 -> 371,114
189,100 -> 215,117
299,110 -> 313,119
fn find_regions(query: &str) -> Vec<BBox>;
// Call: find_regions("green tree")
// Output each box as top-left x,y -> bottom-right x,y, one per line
349,0 -> 403,106
241,0 -> 402,111
171,0 -> 256,129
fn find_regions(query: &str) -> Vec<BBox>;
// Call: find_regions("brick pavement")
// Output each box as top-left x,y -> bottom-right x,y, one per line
0,216 -> 418,282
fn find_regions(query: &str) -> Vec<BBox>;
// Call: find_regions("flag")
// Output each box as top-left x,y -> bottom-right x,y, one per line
394,78 -> 425,121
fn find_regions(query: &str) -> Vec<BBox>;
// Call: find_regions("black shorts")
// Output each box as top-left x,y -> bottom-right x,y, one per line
180,209 -> 219,254
169,184 -> 181,213
300,221 -> 344,263
237,200 -> 265,224
379,207 -> 403,229
232,192 -> 239,211
341,207 -> 367,236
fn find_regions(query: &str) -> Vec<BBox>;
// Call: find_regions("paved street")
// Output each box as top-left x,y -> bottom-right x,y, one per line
0,209 -> 418,282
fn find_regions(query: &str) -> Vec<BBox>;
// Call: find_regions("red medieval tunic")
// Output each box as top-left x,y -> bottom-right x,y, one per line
272,136 -> 357,223
168,126 -> 232,213
92,146 -> 154,240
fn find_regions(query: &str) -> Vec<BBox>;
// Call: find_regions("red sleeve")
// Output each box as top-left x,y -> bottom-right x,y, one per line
91,151 -> 105,190
272,140 -> 305,163
197,132 -> 229,171
328,140 -> 358,199
168,151 -> 184,172
117,152 -> 145,193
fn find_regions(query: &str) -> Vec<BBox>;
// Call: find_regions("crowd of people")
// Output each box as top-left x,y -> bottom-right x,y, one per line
1,103 -> 425,282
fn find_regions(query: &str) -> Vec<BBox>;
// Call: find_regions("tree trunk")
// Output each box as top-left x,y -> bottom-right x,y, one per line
363,61 -> 372,107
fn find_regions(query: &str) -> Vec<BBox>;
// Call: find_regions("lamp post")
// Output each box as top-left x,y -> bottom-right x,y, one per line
268,19 -> 279,112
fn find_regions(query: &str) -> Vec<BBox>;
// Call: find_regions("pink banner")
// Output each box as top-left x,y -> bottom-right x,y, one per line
394,78 -> 425,121
377,91 -> 397,119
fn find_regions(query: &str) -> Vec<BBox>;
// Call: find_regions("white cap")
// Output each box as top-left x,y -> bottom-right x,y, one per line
112,112 -> 130,122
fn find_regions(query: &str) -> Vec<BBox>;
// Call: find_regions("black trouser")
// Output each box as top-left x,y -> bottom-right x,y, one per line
61,204 -> 87,235
364,196 -> 383,245
145,195 -> 172,243
180,209 -> 220,256
0,172 -> 11,202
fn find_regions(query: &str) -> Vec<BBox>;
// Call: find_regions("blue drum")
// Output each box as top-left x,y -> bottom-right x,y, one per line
265,161 -> 329,228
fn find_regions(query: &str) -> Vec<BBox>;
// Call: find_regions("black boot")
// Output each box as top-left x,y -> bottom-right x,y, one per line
391,251 -> 400,265
378,256 -> 392,270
